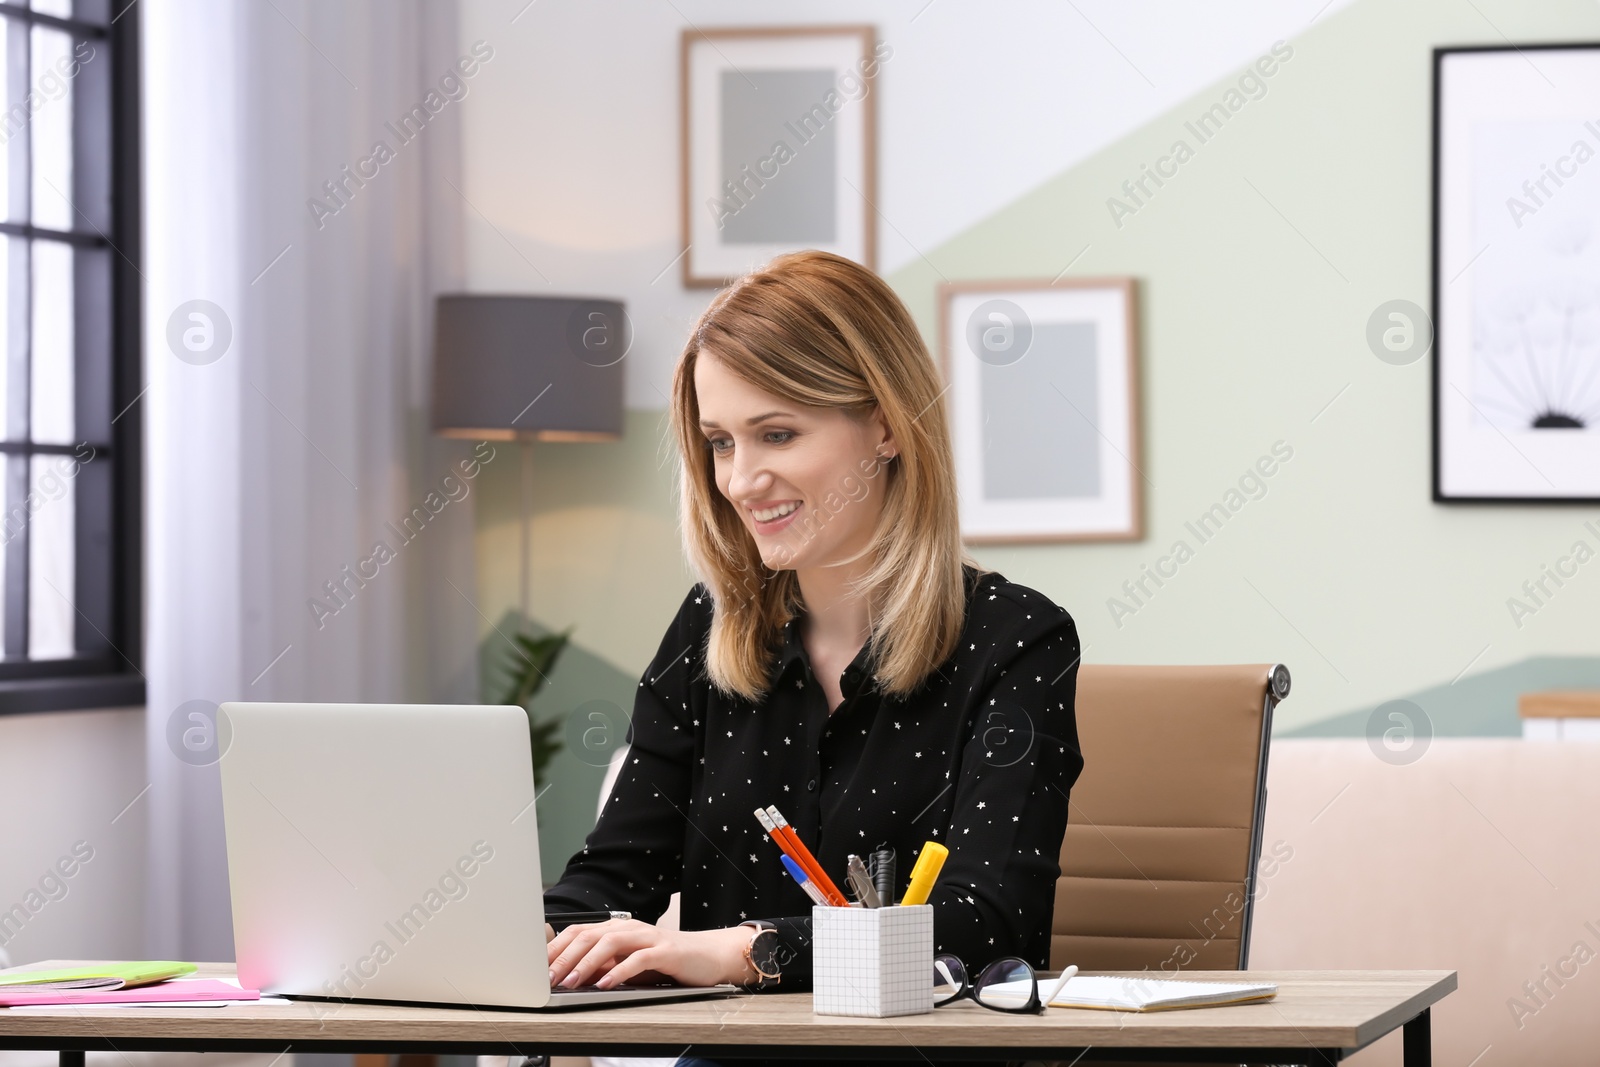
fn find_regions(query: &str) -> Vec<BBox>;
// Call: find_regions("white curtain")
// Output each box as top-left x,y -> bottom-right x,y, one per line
143,0 -> 477,960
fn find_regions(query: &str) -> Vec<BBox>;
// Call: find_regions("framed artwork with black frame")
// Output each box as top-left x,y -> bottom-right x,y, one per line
1434,44 -> 1600,502
679,25 -> 882,288
938,278 -> 1143,544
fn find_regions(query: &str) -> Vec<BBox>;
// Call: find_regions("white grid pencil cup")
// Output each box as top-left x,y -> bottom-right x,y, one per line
812,904 -> 934,1017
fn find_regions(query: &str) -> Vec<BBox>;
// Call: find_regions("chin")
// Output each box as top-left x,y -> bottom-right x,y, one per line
757,542 -> 804,571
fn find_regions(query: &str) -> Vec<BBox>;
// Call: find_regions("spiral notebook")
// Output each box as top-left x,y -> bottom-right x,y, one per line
1047,975 -> 1278,1012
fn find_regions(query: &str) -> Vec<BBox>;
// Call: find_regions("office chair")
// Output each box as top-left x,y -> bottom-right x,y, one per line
1051,663 -> 1291,973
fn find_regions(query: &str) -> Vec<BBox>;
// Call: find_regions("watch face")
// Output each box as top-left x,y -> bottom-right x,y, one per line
750,930 -> 782,977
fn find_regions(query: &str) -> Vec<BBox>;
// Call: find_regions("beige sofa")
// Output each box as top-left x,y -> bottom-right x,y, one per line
1252,738 -> 1600,1066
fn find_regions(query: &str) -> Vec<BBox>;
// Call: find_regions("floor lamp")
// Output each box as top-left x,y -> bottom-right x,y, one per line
430,294 -> 626,632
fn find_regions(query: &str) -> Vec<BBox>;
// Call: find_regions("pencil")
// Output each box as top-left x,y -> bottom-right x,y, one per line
755,808 -> 842,904
765,805 -> 849,906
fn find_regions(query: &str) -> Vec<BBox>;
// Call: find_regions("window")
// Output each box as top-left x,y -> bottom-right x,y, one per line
0,0 -> 139,713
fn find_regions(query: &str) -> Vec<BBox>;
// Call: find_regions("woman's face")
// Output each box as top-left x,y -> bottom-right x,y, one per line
694,351 -> 895,573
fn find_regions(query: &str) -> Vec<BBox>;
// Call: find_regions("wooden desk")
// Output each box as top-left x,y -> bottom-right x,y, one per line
0,963 -> 1455,1066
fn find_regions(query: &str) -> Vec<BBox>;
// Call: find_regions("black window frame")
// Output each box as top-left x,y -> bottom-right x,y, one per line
0,0 -> 140,715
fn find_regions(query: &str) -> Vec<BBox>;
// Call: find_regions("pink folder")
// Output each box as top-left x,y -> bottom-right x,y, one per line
0,979 -> 260,1007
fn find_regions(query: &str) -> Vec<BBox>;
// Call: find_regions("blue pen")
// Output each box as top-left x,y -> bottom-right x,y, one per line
780,852 -> 828,906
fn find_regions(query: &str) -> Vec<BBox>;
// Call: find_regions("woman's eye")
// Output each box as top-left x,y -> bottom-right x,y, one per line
765,431 -> 794,445
707,438 -> 731,453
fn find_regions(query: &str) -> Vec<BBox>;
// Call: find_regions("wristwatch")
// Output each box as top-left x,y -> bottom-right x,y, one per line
738,919 -> 782,990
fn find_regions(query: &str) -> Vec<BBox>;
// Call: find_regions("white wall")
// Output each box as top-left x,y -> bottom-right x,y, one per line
456,0 -> 1353,409
0,709 -> 146,968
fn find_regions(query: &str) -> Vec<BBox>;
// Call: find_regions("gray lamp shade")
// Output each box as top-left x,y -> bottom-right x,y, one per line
431,294 -> 627,441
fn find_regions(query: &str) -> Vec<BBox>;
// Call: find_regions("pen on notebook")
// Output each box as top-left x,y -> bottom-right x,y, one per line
780,853 -> 828,906
846,854 -> 883,908
898,841 -> 949,906
1044,964 -> 1079,1006
755,808 -> 845,906
764,805 -> 850,906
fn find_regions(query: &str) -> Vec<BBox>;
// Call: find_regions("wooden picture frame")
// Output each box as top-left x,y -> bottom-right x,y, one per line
938,278 -> 1143,543
679,25 -> 880,288
1433,44 -> 1600,502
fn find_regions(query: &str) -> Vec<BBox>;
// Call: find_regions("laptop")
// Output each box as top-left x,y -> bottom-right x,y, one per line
216,701 -> 735,1009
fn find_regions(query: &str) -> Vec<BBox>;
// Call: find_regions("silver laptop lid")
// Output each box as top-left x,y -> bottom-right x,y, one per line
217,702 -> 551,1008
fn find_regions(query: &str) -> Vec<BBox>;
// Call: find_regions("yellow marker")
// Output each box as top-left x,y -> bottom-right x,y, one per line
898,841 -> 949,906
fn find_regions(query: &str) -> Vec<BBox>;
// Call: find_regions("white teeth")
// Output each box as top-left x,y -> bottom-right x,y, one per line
753,501 -> 801,522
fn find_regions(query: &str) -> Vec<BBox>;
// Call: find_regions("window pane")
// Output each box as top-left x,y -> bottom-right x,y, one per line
0,18 -> 8,224
3,17 -> 20,224
30,26 -> 72,231
30,2 -> 111,25
0,234 -> 8,440
31,238 -> 71,443
0,453 -> 18,656
26,451 -> 73,658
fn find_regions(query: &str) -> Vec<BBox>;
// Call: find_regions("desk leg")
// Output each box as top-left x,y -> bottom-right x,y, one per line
59,1051 -> 84,1067
1403,1007 -> 1431,1067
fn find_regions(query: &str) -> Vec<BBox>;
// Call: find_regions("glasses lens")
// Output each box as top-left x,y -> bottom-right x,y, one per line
932,955 -> 967,1003
974,959 -> 1036,1011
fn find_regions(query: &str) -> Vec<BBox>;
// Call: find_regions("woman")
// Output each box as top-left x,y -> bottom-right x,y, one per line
544,250 -> 1083,997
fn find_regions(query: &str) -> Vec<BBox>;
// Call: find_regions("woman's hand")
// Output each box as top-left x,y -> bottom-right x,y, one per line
546,919 -> 755,990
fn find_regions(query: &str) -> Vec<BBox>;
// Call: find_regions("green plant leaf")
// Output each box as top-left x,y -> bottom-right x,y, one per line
494,624 -> 575,790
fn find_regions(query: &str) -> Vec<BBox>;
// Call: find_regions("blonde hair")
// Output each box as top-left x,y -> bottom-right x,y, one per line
668,250 -> 986,703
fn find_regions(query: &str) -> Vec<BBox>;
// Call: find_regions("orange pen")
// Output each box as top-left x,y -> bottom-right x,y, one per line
755,807 -> 844,904
754,807 -> 847,905
765,805 -> 849,906
755,808 -> 822,897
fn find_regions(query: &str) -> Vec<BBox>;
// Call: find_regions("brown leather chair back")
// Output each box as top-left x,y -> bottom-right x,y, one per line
1051,663 -> 1290,973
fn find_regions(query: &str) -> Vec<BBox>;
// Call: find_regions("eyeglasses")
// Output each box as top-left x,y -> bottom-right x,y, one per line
932,954 -> 1043,1014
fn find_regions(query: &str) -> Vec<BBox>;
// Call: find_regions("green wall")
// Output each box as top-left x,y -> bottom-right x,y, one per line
885,0 -> 1600,734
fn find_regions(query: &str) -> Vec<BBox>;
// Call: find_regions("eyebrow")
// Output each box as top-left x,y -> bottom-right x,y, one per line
698,410 -> 796,429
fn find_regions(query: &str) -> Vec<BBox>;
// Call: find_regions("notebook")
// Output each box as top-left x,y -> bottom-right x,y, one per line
0,963 -> 196,992
0,979 -> 257,1008
1047,975 -> 1278,1011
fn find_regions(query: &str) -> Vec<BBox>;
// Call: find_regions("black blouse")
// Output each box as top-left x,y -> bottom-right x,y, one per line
544,562 -> 1084,988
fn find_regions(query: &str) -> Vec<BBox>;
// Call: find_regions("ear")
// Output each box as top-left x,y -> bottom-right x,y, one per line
869,404 -> 897,460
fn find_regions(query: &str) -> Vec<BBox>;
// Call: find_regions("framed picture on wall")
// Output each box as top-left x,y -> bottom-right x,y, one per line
938,279 -> 1143,543
1434,44 -> 1600,502
680,26 -> 882,288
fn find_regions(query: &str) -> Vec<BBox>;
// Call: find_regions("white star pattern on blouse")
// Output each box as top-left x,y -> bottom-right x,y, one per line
544,564 -> 1082,989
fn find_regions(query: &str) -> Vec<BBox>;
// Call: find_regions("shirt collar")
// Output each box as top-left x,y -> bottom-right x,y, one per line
777,615 -> 810,679
773,612 -> 879,697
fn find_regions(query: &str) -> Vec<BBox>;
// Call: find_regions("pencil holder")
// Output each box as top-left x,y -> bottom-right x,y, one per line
812,904 -> 934,1017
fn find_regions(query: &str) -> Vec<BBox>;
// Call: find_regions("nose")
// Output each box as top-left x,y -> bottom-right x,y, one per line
725,449 -> 773,503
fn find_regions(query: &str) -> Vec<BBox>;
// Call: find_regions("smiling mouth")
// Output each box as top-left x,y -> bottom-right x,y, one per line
751,500 -> 802,522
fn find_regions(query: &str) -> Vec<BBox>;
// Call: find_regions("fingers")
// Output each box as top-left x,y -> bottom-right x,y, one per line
547,917 -> 616,960
545,923 -> 555,943
548,921 -> 653,989
596,946 -> 663,990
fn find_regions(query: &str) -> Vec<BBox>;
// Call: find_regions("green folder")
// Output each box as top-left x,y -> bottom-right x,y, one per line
0,962 -> 196,990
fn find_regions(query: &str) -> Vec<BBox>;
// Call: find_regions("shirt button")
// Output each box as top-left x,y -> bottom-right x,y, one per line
806,779 -> 817,792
